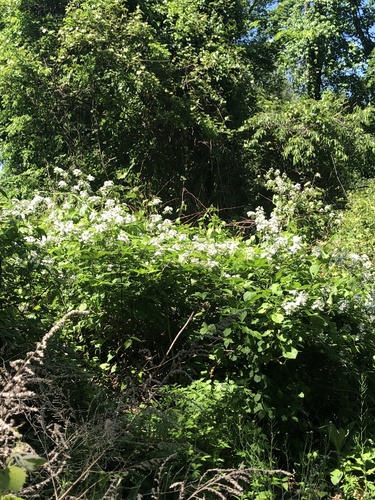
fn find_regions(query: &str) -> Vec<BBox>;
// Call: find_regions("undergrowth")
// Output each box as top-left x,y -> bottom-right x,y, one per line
1,170 -> 375,498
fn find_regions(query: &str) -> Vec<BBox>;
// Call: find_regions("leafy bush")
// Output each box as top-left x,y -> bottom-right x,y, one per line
243,94 -> 375,201
1,169 -> 375,497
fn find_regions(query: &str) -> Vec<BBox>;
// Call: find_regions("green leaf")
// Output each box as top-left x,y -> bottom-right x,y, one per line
309,264 -> 320,277
0,466 -> 27,494
271,283 -> 281,294
283,347 -> 298,359
271,312 -> 284,324
243,291 -> 256,302
16,454 -> 46,473
238,310 -> 247,322
327,422 -> 351,453
1,495 -> 24,500
330,468 -> 343,486
254,402 -> 264,414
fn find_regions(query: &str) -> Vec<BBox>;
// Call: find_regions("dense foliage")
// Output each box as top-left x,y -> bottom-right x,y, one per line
2,0 -> 375,498
1,0 -> 375,209
1,171 -> 375,498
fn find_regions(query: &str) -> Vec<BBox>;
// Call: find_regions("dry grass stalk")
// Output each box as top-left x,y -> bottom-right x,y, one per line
170,467 -> 294,499
0,310 -> 89,492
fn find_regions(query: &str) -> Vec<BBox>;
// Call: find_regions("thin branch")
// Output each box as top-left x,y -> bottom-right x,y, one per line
164,312 -> 195,360
330,153 -> 348,200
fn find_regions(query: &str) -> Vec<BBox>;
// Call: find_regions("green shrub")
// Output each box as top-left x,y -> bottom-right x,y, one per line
1,169 -> 375,497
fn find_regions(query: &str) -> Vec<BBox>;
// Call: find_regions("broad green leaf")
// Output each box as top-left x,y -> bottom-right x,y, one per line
238,310 -> 247,322
0,466 -> 27,494
330,468 -> 343,486
309,264 -> 320,277
283,347 -> 298,359
248,329 -> 262,339
271,313 -> 284,324
281,477 -> 290,491
16,454 -> 46,473
271,283 -> 281,294
257,303 -> 271,314
243,291 -> 256,302
254,402 -> 264,414
327,422 -> 351,453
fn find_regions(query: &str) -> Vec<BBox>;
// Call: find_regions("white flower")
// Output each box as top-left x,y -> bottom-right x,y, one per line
44,197 -> 53,209
87,174 -> 95,182
289,235 -> 303,254
79,230 -> 94,243
26,195 -> 46,213
163,206 -> 173,214
99,180 -> 114,193
54,220 -> 75,235
205,259 -> 219,268
73,169 -> 82,177
100,206 -> 124,224
282,291 -> 308,315
24,236 -> 36,244
337,300 -> 350,313
53,167 -> 68,178
311,298 -> 325,311
93,223 -> 107,233
88,196 -> 102,204
105,199 -> 116,208
162,218 -> 173,227
151,197 -> 162,206
150,214 -> 162,224
311,246 -> 322,258
118,232 -> 129,242
58,180 -> 67,189
124,214 -> 137,224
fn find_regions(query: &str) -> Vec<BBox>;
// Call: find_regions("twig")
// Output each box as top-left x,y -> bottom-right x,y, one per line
164,312 -> 195,360
330,153 -> 348,200
57,450 -> 107,500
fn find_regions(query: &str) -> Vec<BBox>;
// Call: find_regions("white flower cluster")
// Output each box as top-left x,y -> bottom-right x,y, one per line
4,170 -> 246,276
282,291 -> 308,315
3,169 -> 374,331
331,251 -> 372,273
247,207 -> 282,235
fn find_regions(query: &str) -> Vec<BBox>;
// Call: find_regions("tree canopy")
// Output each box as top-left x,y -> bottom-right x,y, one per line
1,0 -> 375,210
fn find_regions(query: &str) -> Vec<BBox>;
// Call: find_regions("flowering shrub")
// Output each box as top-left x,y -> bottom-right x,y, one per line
1,169 -> 375,496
